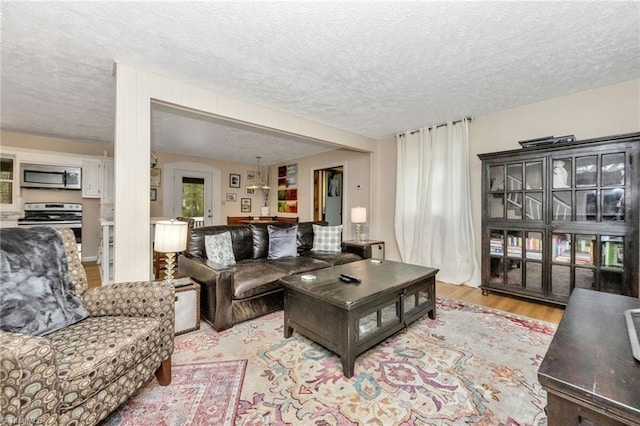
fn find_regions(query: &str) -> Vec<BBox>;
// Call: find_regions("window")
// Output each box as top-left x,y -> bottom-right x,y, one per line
181,177 -> 204,218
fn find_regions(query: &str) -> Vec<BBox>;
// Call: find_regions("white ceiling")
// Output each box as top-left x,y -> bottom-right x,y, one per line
2,2 -> 639,165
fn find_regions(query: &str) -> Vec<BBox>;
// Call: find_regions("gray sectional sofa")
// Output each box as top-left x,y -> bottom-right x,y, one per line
178,221 -> 368,331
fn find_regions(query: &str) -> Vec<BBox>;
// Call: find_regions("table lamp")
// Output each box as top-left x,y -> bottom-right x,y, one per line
351,207 -> 367,241
154,219 -> 188,285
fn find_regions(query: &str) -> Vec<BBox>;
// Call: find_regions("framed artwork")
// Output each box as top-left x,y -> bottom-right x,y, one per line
226,193 -> 237,202
277,163 -> 298,213
240,198 -> 251,213
247,169 -> 256,184
230,173 -> 241,188
150,168 -> 161,188
246,187 -> 256,195
150,188 -> 157,201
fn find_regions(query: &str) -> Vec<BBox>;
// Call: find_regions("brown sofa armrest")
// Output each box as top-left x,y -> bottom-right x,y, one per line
81,281 -> 175,360
0,331 -> 60,426
178,253 -> 235,331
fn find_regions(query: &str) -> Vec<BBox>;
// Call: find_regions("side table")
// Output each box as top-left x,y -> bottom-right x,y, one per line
342,239 -> 385,259
172,278 -> 201,335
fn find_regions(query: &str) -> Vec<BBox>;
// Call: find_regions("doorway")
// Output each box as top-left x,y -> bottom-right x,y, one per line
162,162 -> 221,226
314,166 -> 343,225
173,169 -> 213,226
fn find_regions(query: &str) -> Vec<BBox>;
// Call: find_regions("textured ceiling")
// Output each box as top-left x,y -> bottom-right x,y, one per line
2,2 -> 639,164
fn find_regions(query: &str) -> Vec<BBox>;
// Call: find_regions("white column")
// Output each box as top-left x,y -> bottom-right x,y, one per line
113,63 -> 151,281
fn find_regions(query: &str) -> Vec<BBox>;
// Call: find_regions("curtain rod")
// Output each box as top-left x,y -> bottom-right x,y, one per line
399,116 -> 473,137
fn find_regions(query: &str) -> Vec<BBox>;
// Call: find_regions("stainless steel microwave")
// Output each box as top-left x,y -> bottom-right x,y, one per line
20,163 -> 82,190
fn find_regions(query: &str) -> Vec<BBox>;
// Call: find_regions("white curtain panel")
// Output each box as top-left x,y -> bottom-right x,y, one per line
395,119 -> 480,286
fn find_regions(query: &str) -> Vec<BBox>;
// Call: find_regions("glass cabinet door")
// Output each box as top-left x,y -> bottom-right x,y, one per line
488,159 -> 544,221
553,151 -> 627,223
488,228 -> 544,296
549,231 -> 627,298
0,154 -> 17,208
489,165 -> 505,219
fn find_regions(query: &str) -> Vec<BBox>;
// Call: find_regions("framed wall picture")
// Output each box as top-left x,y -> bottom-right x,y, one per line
247,169 -> 256,184
246,187 -> 256,195
240,198 -> 251,213
150,188 -> 157,201
226,193 -> 237,202
230,173 -> 241,188
150,168 -> 161,188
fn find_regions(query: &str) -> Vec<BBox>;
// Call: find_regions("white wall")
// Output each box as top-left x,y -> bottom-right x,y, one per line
374,78 -> 640,264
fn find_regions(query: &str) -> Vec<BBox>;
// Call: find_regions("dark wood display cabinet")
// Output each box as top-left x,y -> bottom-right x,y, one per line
478,132 -> 639,305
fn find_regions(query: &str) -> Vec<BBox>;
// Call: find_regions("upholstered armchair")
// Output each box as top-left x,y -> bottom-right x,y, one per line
0,228 -> 175,426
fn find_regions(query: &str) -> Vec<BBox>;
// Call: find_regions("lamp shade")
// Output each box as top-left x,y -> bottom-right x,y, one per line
351,207 -> 367,224
154,220 -> 188,253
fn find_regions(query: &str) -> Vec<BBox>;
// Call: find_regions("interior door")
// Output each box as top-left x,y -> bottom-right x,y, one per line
314,166 -> 343,225
173,169 -> 213,226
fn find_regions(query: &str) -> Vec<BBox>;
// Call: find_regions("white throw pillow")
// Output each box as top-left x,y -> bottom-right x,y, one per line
204,231 -> 236,266
311,224 -> 343,252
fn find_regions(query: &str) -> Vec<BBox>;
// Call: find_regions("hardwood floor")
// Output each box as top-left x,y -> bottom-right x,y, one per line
436,281 -> 564,324
82,262 -> 564,325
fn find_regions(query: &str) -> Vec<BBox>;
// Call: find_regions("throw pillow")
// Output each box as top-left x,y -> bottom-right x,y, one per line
312,224 -> 343,252
267,225 -> 299,259
204,231 -> 236,266
0,227 -> 89,336
251,223 -> 293,259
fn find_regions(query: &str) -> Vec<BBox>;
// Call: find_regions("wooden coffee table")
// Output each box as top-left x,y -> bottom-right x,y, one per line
279,259 -> 438,378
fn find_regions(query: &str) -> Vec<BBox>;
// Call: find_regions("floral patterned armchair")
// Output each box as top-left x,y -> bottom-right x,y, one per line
0,228 -> 175,426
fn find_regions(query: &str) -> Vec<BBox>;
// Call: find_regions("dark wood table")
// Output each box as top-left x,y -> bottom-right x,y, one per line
279,259 -> 438,378
538,289 -> 640,425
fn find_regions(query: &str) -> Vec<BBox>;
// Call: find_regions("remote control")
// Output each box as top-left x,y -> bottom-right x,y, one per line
339,273 -> 361,284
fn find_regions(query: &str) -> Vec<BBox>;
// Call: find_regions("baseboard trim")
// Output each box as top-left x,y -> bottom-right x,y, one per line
82,256 -> 97,262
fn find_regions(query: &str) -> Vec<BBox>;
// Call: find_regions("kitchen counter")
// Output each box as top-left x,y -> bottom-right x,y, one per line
0,213 -> 21,228
98,217 -> 170,284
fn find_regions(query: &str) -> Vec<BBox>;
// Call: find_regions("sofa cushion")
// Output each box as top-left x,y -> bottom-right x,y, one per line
312,224 -> 343,252
295,221 -> 327,253
269,256 -> 331,275
267,225 -> 298,259
186,225 -> 254,261
49,316 -> 163,410
251,223 -> 291,259
232,260 -> 288,299
305,250 -> 362,266
205,232 -> 236,266
0,227 -> 88,336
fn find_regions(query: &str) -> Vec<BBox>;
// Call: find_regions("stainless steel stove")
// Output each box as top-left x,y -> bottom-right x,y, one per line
18,202 -> 83,255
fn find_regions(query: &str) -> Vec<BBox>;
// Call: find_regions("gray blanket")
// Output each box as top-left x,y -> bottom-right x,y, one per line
0,226 -> 88,336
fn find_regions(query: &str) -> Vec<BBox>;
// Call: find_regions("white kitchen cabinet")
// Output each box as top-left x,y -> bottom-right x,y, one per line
102,159 -> 114,204
0,154 -> 20,212
82,158 -> 102,198
0,219 -> 19,228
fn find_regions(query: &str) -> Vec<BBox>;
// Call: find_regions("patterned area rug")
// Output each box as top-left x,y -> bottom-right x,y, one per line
102,297 -> 556,425
101,360 -> 245,425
